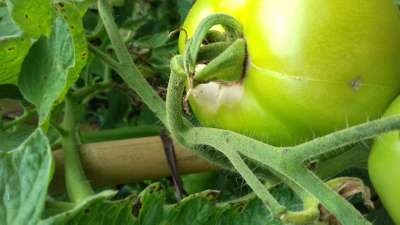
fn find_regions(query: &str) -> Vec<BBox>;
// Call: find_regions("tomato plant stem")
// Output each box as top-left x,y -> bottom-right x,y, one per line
88,44 -> 120,70
97,0 -> 167,125
72,81 -> 113,101
292,116 -> 400,162
61,95 -> 94,203
45,198 -> 75,214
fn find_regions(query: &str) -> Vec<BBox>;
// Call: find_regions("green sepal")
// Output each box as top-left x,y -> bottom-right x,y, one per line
194,38 -> 246,83
197,41 -> 232,63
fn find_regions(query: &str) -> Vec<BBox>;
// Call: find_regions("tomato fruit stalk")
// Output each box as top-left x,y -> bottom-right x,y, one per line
180,0 -> 400,146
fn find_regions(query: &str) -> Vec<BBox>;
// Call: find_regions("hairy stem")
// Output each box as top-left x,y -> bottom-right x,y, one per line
182,127 -> 371,224
291,116 -> 400,162
62,95 -> 94,203
97,0 -> 167,125
284,166 -> 371,225
72,81 -> 113,100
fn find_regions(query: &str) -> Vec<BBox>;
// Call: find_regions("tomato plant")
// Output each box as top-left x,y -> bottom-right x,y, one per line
369,96 -> 400,224
1,0 -> 400,224
180,0 -> 400,146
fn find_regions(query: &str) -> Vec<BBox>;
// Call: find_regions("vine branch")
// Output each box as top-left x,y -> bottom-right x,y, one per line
97,0 -> 167,125
291,116 -> 400,162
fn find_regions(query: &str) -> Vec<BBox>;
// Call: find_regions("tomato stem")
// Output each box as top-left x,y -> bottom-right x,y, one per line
291,115 -> 400,162
97,0 -> 167,126
61,95 -> 94,203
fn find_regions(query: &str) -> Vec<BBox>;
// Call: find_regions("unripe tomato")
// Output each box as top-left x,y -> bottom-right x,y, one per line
180,0 -> 400,146
369,97 -> 400,224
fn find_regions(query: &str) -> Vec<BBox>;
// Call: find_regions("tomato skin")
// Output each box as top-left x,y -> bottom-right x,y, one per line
369,97 -> 400,225
180,0 -> 400,146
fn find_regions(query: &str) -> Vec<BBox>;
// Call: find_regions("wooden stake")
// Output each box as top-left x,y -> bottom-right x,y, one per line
51,136 -> 218,193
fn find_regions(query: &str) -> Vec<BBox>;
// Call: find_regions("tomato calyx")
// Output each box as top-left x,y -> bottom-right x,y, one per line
182,14 -> 248,89
194,38 -> 247,84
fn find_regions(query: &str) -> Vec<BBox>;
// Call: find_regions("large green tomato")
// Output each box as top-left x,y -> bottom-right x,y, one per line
369,97 -> 400,224
180,0 -> 400,146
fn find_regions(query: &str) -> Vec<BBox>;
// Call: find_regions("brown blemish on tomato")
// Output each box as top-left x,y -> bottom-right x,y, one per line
349,76 -> 362,91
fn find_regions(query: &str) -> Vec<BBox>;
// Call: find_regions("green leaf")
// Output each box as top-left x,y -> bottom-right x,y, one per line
136,184 -> 165,225
0,7 -> 31,84
41,183 -> 286,225
0,129 -> 52,225
136,184 -> 282,225
0,34 -> 30,84
0,126 -> 34,151
39,191 -> 130,225
4,2 -> 87,118
6,0 -> 54,38
55,2 -> 89,100
18,16 -> 75,125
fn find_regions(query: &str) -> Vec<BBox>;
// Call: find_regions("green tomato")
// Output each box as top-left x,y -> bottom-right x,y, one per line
369,97 -> 400,225
180,0 -> 400,146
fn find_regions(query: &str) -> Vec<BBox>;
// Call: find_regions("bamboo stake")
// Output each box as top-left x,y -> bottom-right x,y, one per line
51,136 -> 218,193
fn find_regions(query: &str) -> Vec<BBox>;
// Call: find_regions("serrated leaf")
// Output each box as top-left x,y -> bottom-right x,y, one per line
135,184 -> 282,225
6,0 -> 54,37
136,183 -> 165,225
0,129 -> 52,225
39,191 -> 134,225
41,183 -> 285,225
163,191 -> 278,225
18,16 -> 75,126
0,34 -> 30,84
